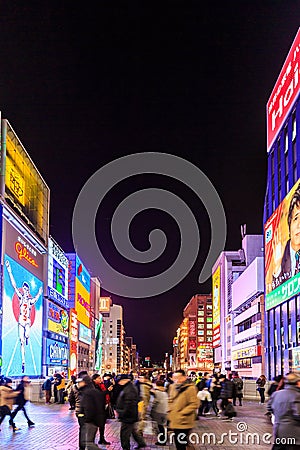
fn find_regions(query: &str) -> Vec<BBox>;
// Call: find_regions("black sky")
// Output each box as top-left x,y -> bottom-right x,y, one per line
1,2 -> 300,361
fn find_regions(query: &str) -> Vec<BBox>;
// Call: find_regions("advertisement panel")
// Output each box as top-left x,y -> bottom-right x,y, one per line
267,28 -> 300,152
212,265 -> 221,348
75,278 -> 91,327
48,237 -> 69,308
2,254 -> 43,376
45,338 -> 68,366
3,120 -> 50,242
69,309 -> 78,377
78,323 -> 92,345
99,296 -> 111,313
265,179 -> 300,309
94,315 -> 103,371
47,300 -> 69,337
67,253 -> 91,325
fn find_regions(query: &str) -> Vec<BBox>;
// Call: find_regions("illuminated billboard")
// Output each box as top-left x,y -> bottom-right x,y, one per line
48,237 -> 69,308
78,323 -> 92,345
2,120 -> 50,243
67,253 -> 91,327
267,28 -> 300,152
212,265 -> 221,348
47,300 -> 69,337
69,309 -> 78,377
95,315 -> 103,371
45,338 -> 68,366
265,179 -> 300,309
2,254 -> 43,376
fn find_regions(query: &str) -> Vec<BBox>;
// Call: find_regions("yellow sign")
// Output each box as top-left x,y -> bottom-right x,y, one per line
5,155 -> 25,205
212,266 -> 221,328
75,278 -> 91,328
232,346 -> 257,360
99,296 -> 111,313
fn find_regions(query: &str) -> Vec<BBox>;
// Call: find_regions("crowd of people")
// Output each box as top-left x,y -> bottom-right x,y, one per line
1,369 -> 299,450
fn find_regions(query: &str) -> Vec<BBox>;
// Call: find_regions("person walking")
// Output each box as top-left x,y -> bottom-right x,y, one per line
267,372 -> 300,450
0,378 -> 20,432
91,373 -> 111,445
137,372 -> 153,435
77,374 -> 106,450
150,379 -> 168,446
219,374 -> 235,412
167,369 -> 199,450
232,372 -> 244,406
256,374 -> 267,404
10,376 -> 35,427
115,374 -> 147,450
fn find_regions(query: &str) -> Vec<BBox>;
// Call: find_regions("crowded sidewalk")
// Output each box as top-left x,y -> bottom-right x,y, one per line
0,399 -> 273,450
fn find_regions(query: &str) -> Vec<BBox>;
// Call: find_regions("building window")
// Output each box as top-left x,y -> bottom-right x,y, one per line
292,112 -> 297,141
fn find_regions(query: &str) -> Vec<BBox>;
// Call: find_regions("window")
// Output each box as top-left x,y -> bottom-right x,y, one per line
292,112 -> 297,141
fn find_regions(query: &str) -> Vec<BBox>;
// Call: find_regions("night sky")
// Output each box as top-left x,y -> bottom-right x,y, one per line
1,3 -> 300,361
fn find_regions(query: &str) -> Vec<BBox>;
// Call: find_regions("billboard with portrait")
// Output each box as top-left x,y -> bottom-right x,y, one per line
265,179 -> 300,310
2,254 -> 43,376
212,265 -> 221,348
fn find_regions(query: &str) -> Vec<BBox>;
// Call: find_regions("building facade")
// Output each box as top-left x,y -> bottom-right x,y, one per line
264,28 -> 300,378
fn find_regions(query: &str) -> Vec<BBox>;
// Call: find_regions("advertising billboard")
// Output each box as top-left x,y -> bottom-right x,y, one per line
212,265 -> 221,348
265,179 -> 300,309
78,323 -> 92,345
2,254 -> 43,376
267,28 -> 300,152
45,337 -> 68,366
2,120 -> 50,243
47,300 -> 69,337
69,309 -> 78,377
67,253 -> 91,326
95,315 -> 103,371
48,237 -> 69,308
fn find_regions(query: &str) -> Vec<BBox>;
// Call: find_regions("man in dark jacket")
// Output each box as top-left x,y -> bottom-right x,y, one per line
219,374 -> 235,412
69,370 -> 88,450
115,374 -> 147,450
77,374 -> 106,450
267,372 -> 300,450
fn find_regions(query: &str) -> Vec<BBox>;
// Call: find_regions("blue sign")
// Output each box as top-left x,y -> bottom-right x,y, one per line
78,323 -> 92,345
46,338 -> 68,365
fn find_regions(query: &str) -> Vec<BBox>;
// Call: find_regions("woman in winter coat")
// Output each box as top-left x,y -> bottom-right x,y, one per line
150,380 -> 168,445
0,378 -> 19,431
256,374 -> 267,404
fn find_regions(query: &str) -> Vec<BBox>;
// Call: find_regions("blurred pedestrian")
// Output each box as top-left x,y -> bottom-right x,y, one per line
209,374 -> 221,417
232,372 -> 244,406
219,374 -> 235,412
77,374 -> 105,450
137,372 -> 153,435
256,374 -> 267,404
10,376 -> 35,427
267,372 -> 300,450
167,369 -> 199,450
150,379 -> 168,446
0,378 -> 19,432
268,375 -> 284,397
115,374 -> 147,450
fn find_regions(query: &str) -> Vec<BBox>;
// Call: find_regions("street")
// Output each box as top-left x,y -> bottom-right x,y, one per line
0,400 -> 273,450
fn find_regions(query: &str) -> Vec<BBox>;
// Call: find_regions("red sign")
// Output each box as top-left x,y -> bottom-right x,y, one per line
188,319 -> 197,337
267,28 -> 300,151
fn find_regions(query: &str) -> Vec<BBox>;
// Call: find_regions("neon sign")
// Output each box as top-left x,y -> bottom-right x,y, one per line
15,242 -> 38,268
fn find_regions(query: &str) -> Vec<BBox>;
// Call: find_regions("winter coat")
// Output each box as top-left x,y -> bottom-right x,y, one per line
42,378 -> 52,391
139,380 -> 153,406
256,376 -> 266,388
79,384 -> 106,427
150,387 -> 168,426
115,381 -> 139,424
232,377 -> 244,397
220,379 -> 235,399
209,380 -> 221,400
0,385 -> 18,410
69,384 -> 83,414
167,380 -> 199,430
267,384 -> 300,445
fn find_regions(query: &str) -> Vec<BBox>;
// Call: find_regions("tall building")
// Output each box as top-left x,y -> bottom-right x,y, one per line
102,304 -> 124,374
264,28 -> 300,378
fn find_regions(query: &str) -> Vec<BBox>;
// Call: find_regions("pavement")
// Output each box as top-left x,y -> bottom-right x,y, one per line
0,400 -> 274,450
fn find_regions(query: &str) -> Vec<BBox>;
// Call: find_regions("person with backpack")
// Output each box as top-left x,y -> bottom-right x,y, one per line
232,372 -> 244,406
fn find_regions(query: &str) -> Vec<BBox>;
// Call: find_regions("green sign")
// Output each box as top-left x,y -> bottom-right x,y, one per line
266,272 -> 300,310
